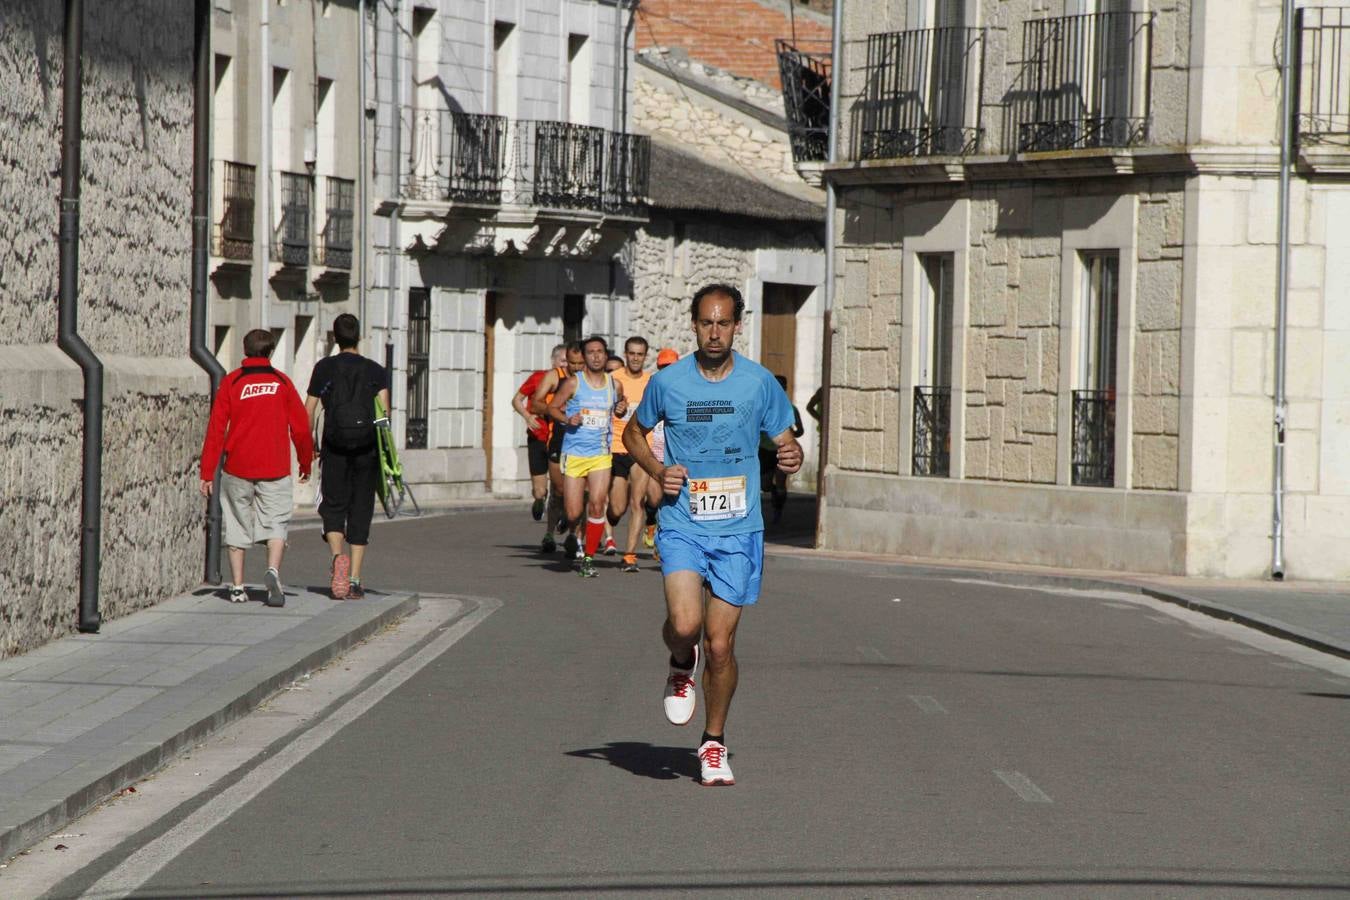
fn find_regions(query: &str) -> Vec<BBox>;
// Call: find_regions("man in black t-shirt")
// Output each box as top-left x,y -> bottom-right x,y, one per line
305,314 -> 391,600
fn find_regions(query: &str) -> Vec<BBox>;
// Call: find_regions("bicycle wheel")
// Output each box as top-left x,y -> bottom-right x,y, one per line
380,472 -> 402,519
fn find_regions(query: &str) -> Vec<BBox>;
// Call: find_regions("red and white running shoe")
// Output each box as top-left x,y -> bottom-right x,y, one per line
697,740 -> 734,786
663,643 -> 699,725
330,553 -> 351,600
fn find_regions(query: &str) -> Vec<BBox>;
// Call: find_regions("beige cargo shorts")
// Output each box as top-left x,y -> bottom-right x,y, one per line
220,473 -> 293,548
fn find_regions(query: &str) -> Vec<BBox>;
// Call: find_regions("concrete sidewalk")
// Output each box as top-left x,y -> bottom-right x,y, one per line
0,584 -> 418,862
765,493 -> 1350,660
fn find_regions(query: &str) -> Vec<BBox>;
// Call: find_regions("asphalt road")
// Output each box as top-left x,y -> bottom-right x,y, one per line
44,508 -> 1350,897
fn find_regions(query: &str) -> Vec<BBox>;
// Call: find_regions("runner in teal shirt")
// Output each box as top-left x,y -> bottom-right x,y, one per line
622,283 -> 803,788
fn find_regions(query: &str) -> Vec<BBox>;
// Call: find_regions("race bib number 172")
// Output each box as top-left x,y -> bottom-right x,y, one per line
689,476 -> 748,521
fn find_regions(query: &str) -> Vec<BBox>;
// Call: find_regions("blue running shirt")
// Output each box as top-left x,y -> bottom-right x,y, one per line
635,352 -> 795,536
562,371 -> 615,456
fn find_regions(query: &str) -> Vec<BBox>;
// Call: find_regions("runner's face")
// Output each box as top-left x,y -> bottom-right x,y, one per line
566,350 -> 584,373
552,349 -> 567,369
692,295 -> 740,362
624,344 -> 648,374
584,342 -> 608,373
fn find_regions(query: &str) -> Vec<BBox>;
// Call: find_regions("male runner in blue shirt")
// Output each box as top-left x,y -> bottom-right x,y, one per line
623,283 -> 803,786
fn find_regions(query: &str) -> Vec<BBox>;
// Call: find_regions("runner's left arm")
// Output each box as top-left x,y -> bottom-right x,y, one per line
770,427 -> 803,475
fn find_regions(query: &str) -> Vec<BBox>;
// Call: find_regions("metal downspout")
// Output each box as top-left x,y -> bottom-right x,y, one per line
58,0 -> 102,633
386,0 -> 400,375
191,0 -> 227,584
258,0 -> 271,331
1272,0 -> 1295,580
814,0 -> 844,548
358,0 -> 369,331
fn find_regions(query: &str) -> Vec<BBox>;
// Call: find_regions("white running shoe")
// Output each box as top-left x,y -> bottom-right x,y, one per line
663,643 -> 699,725
697,740 -> 734,786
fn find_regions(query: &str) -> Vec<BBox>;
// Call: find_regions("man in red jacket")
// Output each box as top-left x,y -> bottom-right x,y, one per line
199,329 -> 313,607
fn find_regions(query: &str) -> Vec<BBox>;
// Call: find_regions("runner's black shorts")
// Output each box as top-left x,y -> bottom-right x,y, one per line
527,436 -> 550,477
610,452 -> 635,480
547,425 -> 565,464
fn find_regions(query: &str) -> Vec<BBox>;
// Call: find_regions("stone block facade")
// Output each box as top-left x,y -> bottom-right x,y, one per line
1,3 -> 207,658
820,0 -> 1350,580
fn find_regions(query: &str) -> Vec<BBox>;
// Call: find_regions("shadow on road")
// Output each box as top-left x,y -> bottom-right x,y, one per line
565,741 -> 701,781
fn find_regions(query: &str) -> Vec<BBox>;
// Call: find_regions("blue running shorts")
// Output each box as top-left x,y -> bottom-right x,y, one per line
655,528 -> 765,606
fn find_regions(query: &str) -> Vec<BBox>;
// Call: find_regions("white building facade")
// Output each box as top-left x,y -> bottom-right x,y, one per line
818,0 -> 1350,580
369,0 -> 648,500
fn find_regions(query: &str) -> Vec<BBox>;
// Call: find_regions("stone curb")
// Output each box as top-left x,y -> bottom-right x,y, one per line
765,546 -> 1350,660
1138,589 -> 1350,661
0,592 -> 420,863
289,500 -> 527,529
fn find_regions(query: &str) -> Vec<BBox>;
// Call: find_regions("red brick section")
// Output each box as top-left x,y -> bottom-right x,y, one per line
635,0 -> 832,90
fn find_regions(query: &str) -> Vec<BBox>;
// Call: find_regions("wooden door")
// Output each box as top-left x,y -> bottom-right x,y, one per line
760,283 -> 802,397
482,292 -> 497,489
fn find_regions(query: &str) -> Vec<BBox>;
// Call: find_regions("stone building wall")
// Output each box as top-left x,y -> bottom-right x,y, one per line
0,2 -> 206,658
633,73 -> 800,186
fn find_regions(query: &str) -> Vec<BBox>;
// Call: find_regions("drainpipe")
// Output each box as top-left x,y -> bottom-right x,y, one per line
611,0 -> 624,133
386,0 -> 400,377
1272,0 -> 1296,580
814,0 -> 844,548
58,0 -> 102,633
191,0 -> 227,584
259,0 -> 271,331
358,0 -> 369,332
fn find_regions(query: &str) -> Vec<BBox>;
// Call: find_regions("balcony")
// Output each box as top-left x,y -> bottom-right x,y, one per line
1016,11 -> 1153,153
776,39 -> 832,164
401,109 -> 649,215
1071,389 -> 1115,487
314,176 -> 354,273
912,386 -> 951,478
272,171 -> 312,269
211,161 -> 255,265
855,27 -> 985,160
1297,7 -> 1350,147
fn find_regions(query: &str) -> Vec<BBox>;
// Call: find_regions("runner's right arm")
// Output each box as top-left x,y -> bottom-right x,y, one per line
546,377 -> 582,427
624,417 -> 685,497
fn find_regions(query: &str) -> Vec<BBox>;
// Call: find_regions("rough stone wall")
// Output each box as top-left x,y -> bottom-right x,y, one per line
630,215 -> 821,354
633,75 -> 799,185
0,2 -> 206,658
1131,186 -> 1185,490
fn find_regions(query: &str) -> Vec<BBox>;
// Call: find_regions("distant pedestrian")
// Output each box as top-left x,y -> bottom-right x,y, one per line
305,314 -> 390,601
199,329 -> 313,608
514,344 -> 568,523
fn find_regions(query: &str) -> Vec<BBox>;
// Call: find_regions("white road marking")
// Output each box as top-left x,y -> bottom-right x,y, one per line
891,597 -> 903,603
79,597 -> 498,900
994,770 -> 1053,804
908,695 -> 947,714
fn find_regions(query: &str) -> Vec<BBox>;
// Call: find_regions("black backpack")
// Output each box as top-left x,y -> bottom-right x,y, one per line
323,361 -> 377,451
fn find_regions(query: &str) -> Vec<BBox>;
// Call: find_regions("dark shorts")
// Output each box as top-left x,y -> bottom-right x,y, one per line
611,452 -> 634,480
547,426 -> 565,464
527,436 -> 550,477
318,447 -> 379,546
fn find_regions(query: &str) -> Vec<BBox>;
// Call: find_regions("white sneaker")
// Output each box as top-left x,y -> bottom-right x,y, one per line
697,740 -> 734,786
663,643 -> 699,725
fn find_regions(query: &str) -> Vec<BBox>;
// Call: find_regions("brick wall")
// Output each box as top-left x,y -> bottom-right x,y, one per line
635,0 -> 832,90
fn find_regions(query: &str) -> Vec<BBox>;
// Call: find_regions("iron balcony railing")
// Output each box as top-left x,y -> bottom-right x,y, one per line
211,160 -> 255,261
273,171 -> 312,267
1071,389 -> 1115,487
1017,11 -> 1154,153
315,176 -> 354,270
856,27 -> 985,159
1296,7 -> 1350,145
776,39 -> 832,163
912,386 -> 952,478
402,109 -> 649,214
406,109 -> 508,203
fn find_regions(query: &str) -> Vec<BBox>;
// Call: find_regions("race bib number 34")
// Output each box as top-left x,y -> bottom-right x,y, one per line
689,476 -> 748,521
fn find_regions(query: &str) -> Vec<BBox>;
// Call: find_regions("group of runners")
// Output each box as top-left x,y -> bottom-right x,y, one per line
514,335 -> 676,577
517,283 -> 804,786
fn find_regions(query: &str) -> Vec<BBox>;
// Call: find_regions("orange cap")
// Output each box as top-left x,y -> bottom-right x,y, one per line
656,348 -> 679,367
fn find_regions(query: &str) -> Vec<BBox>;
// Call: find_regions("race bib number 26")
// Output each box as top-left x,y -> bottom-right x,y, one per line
580,407 -> 608,430
689,476 -> 748,521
